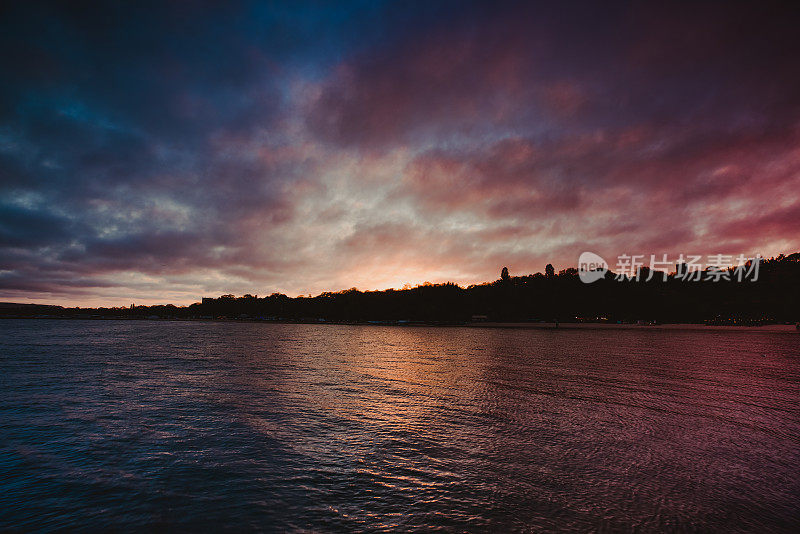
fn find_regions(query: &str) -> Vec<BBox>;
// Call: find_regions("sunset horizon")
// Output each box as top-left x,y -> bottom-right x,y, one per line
2,251 -> 791,309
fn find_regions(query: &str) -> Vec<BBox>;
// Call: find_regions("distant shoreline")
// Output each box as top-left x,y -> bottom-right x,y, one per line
2,316 -> 798,333
463,322 -> 798,333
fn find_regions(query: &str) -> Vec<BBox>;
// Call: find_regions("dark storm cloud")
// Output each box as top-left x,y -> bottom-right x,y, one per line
2,1 -> 800,304
307,1 -> 800,148
303,0 -> 800,280
0,0 -> 353,301
0,203 -> 73,247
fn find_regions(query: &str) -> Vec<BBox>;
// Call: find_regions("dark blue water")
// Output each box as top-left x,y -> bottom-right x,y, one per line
1,320 -> 799,532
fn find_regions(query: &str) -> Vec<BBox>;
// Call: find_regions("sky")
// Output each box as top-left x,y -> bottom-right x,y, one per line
1,1 -> 800,306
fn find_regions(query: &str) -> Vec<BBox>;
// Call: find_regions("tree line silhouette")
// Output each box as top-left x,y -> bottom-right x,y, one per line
2,253 -> 799,324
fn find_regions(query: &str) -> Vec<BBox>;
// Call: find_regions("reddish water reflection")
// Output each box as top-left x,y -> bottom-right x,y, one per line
1,320 -> 798,531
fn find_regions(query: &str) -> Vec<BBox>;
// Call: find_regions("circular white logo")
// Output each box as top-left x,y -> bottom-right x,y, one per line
578,251 -> 608,283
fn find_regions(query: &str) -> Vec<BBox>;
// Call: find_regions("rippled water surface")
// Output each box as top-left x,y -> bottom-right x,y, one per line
1,320 -> 799,532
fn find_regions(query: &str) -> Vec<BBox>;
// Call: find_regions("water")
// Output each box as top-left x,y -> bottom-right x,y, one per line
1,320 -> 799,532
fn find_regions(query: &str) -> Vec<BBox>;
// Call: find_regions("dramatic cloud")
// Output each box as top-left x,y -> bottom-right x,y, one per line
1,1 -> 800,305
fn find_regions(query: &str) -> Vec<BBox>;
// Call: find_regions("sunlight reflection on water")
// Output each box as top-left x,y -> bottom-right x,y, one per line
1,320 -> 799,531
